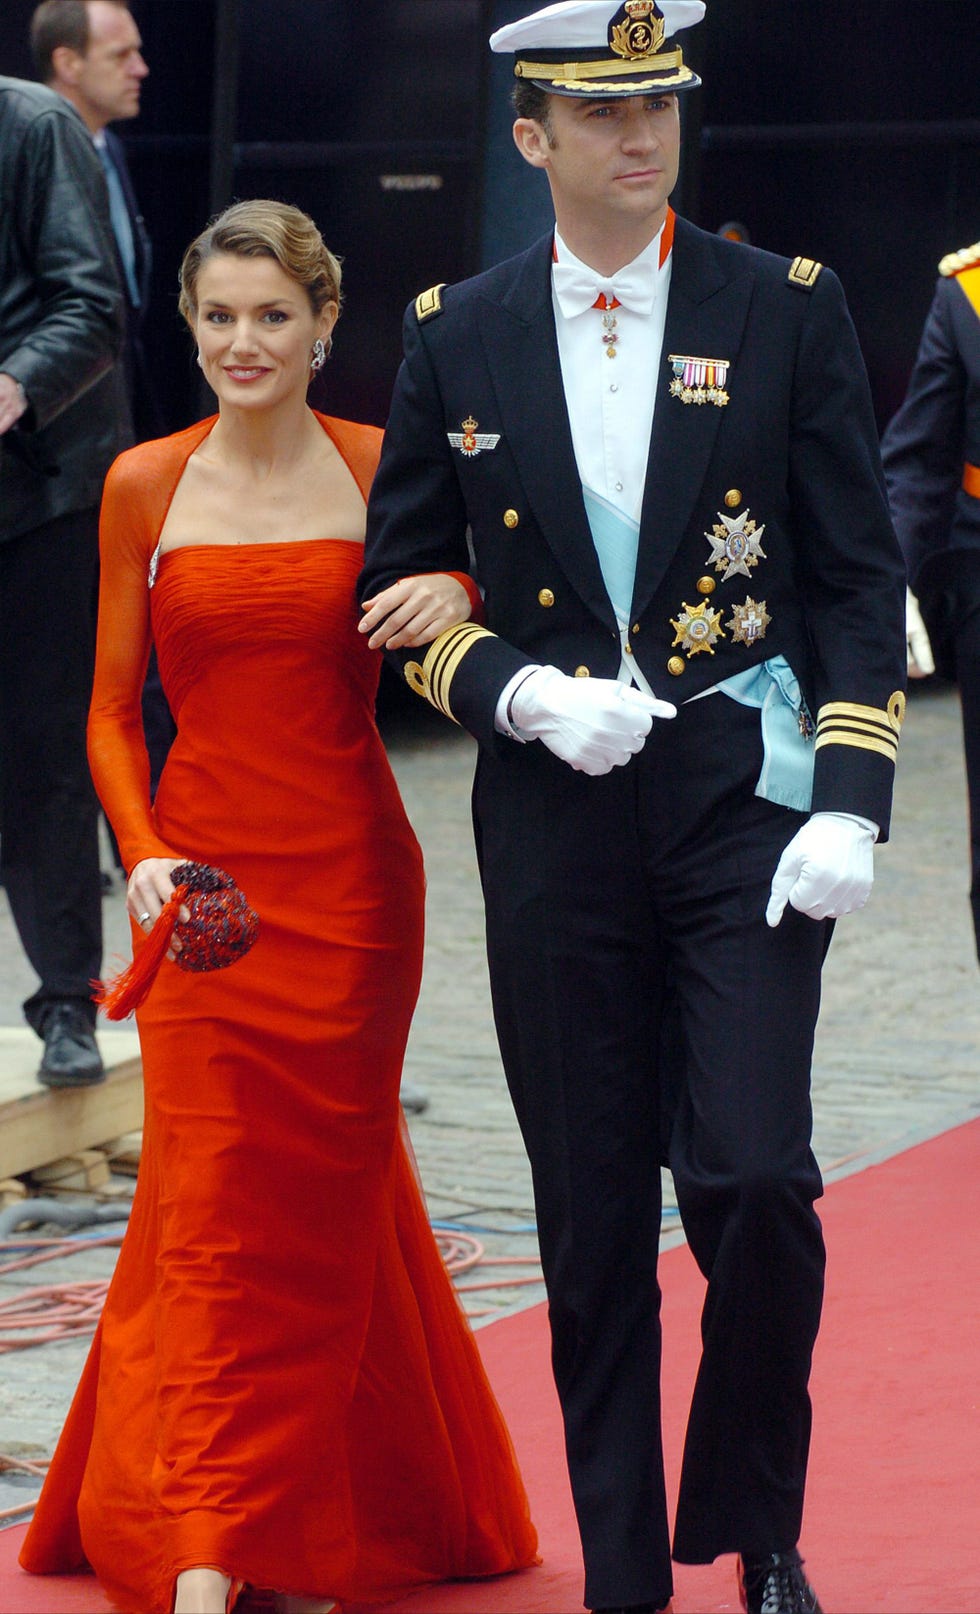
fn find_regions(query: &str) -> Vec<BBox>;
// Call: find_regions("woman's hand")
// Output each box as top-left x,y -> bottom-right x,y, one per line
358,573 -> 472,651
127,858 -> 190,956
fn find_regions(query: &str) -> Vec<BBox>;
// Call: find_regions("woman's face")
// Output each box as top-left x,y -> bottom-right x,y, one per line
193,252 -> 337,413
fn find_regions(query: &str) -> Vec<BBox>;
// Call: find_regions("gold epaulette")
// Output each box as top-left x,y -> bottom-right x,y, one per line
403,622 -> 495,721
939,241 -> 980,278
788,256 -> 823,291
814,692 -> 906,764
415,283 -> 447,323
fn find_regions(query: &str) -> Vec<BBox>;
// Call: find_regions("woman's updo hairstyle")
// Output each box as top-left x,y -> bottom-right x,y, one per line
178,199 -> 342,327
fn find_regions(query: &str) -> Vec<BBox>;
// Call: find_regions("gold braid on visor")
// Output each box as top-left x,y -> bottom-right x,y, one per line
514,48 -> 685,81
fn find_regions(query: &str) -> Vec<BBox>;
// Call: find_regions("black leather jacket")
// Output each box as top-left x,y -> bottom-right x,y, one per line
0,76 -> 128,542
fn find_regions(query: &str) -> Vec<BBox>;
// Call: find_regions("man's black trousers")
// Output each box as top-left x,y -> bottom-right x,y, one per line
475,692 -> 830,1612
0,507 -> 103,1029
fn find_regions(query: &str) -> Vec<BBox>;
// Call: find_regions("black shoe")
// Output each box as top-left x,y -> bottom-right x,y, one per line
591,1603 -> 671,1613
37,1003 -> 105,1089
738,1549 -> 822,1614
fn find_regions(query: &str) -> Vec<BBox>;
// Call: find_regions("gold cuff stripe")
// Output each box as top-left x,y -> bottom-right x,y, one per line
421,623 -> 495,722
415,283 -> 446,323
788,256 -> 823,289
515,49 -> 683,81
818,699 -> 904,736
816,715 -> 899,746
813,729 -> 899,762
814,698 -> 904,763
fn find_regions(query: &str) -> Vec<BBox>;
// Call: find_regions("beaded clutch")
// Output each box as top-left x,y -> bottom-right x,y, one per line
95,862 -> 260,1020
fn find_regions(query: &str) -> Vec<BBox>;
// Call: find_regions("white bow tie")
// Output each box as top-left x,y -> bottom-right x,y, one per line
552,259 -> 659,320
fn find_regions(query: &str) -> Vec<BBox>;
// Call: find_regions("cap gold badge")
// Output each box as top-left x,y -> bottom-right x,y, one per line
611,2 -> 665,60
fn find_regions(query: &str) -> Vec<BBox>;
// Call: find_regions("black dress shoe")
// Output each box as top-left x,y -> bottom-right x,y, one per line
738,1549 -> 822,1614
591,1602 -> 672,1613
38,1003 -> 105,1089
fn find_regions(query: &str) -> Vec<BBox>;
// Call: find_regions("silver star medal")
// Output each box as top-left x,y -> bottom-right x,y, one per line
705,507 -> 766,581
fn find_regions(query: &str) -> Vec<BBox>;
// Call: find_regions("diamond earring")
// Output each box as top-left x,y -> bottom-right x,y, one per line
310,338 -> 327,372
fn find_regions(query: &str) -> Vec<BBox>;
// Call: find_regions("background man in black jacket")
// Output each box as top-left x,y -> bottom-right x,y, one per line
31,0 -> 152,438
32,0 -> 177,803
0,72 -> 126,1085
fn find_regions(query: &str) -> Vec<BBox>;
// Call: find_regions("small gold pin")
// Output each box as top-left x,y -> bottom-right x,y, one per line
447,415 -> 500,458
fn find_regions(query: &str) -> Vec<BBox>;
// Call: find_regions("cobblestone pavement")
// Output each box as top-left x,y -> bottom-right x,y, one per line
1,680 -> 977,1517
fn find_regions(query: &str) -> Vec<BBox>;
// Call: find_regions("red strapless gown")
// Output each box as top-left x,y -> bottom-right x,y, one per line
20,416 -> 537,1612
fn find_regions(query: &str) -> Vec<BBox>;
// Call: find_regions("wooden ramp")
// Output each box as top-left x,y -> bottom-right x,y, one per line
0,1030 -> 142,1186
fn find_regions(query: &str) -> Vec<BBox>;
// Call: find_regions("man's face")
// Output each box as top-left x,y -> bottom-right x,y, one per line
515,92 -> 681,237
68,1 -> 148,130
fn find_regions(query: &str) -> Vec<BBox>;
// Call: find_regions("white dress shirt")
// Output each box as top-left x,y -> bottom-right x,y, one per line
495,218 -> 673,731
552,221 -> 671,525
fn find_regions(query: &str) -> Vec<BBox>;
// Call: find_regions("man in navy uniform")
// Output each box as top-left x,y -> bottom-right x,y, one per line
881,238 -> 980,964
360,5 -> 906,1611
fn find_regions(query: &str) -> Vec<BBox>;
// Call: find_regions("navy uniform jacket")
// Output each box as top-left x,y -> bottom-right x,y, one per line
880,241 -> 980,674
362,215 -> 906,838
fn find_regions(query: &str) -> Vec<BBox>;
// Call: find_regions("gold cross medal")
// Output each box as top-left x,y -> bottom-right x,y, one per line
447,415 -> 500,458
670,599 -> 726,657
668,355 -> 730,406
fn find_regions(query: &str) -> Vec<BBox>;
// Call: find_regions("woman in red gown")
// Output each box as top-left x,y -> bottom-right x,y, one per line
20,200 -> 537,1614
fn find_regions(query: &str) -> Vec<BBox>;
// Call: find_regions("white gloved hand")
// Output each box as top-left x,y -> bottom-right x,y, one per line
906,587 -> 935,677
766,812 -> 877,927
510,665 -> 676,776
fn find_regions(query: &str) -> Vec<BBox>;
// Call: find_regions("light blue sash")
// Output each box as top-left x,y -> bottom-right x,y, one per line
716,657 -> 814,811
582,486 -> 639,622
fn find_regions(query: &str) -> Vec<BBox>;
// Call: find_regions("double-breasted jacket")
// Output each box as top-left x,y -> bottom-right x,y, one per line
362,214 -> 906,837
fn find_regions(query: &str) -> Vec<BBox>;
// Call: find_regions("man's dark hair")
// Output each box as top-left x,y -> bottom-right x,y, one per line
30,0 -> 128,83
513,79 -> 555,140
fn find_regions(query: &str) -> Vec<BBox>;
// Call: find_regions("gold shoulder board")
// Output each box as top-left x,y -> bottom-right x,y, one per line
415,283 -> 447,322
788,256 -> 823,291
939,241 -> 980,278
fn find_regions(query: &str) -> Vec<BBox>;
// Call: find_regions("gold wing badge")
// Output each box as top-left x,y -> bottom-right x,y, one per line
447,415 -> 500,458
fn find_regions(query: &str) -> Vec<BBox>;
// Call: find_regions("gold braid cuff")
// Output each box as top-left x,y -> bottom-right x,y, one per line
814,693 -> 906,763
403,623 -> 496,722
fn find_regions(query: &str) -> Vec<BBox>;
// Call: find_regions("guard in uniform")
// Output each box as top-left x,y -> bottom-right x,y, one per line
881,239 -> 980,962
360,6 -> 906,1612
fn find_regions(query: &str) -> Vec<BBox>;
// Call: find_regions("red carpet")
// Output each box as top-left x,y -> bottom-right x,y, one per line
2,1119 -> 977,1613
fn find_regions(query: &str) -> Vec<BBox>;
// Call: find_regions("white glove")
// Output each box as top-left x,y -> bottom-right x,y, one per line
766,812 -> 877,927
906,587 -> 935,677
510,666 -> 676,776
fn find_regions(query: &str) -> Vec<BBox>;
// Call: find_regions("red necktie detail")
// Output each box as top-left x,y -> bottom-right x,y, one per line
592,292 -> 622,311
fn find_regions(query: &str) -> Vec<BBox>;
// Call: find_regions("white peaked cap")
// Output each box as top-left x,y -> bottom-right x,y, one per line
491,1 -> 705,53
490,0 -> 705,96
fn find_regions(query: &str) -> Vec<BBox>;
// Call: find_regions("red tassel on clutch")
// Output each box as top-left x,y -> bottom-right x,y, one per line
95,863 -> 260,1020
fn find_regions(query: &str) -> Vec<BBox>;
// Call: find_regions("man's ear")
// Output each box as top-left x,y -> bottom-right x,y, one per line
50,43 -> 84,89
512,117 -> 552,170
